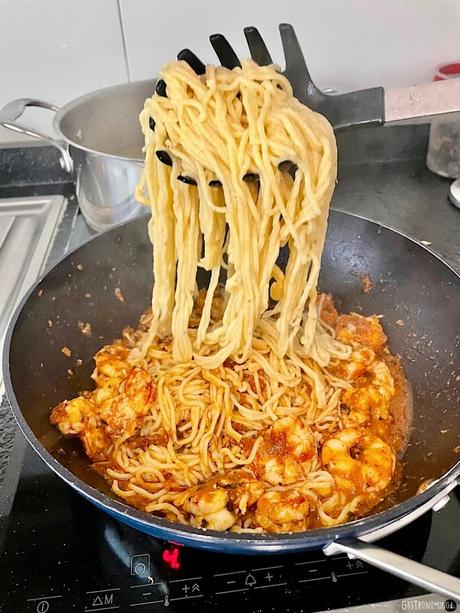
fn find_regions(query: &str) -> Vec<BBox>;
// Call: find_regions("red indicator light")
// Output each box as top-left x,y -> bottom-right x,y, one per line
162,546 -> 181,570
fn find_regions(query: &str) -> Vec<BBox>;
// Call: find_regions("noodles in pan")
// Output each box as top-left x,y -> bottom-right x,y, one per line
51,59 -> 409,533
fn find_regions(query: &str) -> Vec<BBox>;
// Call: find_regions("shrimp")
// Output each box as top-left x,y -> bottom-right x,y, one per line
330,347 -> 376,381
214,470 -> 265,514
341,360 -> 394,425
331,346 -> 395,426
336,313 -> 387,352
94,366 -> 155,439
186,470 -> 264,531
321,428 -> 396,496
318,293 -> 339,328
187,487 -> 235,531
50,395 -> 111,462
92,342 -> 130,387
254,416 -> 317,486
255,490 -> 310,533
50,395 -> 92,436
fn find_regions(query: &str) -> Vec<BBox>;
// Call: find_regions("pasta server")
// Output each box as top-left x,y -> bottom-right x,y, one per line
175,23 -> 460,131
153,23 -> 460,186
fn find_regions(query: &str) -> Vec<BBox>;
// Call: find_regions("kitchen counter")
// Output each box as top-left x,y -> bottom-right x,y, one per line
335,158 -> 460,273
0,124 -> 459,487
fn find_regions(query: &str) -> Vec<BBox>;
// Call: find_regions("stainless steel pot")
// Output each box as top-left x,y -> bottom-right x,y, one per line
0,80 -> 155,231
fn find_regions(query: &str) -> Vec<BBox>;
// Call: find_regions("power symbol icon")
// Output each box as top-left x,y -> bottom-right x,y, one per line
130,554 -> 151,577
134,563 -> 146,575
36,602 -> 49,613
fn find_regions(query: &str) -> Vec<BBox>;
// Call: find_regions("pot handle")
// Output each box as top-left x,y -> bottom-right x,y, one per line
0,98 -> 73,173
323,478 -> 460,600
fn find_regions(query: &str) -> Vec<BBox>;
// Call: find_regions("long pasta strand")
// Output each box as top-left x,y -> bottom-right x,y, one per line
138,59 -> 339,368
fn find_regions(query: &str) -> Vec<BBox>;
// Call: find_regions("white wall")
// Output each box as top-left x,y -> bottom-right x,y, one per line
1,0 -> 459,144
0,0 -> 128,144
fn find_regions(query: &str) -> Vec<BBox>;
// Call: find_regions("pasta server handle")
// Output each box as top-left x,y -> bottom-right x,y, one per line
241,24 -> 460,129
385,78 -> 460,124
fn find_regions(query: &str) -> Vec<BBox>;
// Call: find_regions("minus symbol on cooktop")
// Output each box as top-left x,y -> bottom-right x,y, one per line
226,580 -> 236,585
142,592 -> 151,596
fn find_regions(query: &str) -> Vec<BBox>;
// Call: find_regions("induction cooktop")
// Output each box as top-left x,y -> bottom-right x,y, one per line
0,429 -> 459,613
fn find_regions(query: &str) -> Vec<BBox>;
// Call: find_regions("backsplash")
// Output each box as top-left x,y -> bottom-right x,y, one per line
1,0 -> 459,144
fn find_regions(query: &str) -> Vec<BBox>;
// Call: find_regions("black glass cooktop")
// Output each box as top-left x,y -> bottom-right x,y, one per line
1,433 -> 459,613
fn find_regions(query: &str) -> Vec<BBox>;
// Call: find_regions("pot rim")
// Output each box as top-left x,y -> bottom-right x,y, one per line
53,79 -> 155,163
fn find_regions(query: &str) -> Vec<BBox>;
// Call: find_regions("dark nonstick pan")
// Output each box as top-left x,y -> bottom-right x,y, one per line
3,210 -> 460,598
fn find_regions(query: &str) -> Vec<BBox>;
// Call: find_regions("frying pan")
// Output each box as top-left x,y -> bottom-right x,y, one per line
3,210 -> 460,599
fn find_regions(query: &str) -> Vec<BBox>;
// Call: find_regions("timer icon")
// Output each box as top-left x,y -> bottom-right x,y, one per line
130,554 -> 151,577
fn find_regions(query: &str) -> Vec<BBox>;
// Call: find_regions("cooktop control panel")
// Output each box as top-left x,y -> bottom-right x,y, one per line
1,444 -> 458,613
20,549 -> 370,612
13,545 -> 385,613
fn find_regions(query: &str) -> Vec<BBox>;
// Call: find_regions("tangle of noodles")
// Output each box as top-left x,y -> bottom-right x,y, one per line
50,59 -> 408,534
135,59 -> 348,369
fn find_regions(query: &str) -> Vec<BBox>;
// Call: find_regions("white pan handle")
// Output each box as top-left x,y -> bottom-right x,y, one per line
324,538 -> 460,601
385,78 -> 460,123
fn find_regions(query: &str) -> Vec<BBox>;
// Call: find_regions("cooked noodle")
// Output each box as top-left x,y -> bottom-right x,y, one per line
135,59 -> 347,369
50,59 -> 408,533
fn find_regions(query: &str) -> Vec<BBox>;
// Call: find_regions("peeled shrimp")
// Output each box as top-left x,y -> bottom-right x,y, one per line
50,395 -> 111,462
255,490 -> 310,532
336,313 -> 387,352
254,416 -> 317,486
331,347 -> 376,381
321,428 -> 396,495
187,486 -> 235,531
341,359 -> 394,425
186,469 -> 264,531
94,366 -> 155,438
92,342 -> 130,387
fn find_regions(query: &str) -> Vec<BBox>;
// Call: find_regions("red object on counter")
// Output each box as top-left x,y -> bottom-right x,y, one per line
434,62 -> 460,81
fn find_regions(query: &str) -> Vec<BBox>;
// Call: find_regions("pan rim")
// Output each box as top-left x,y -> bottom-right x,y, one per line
3,210 -> 460,549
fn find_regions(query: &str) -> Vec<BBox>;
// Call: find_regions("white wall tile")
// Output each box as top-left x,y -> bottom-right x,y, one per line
0,0 -> 128,144
120,0 -> 460,91
2,1 -> 459,146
